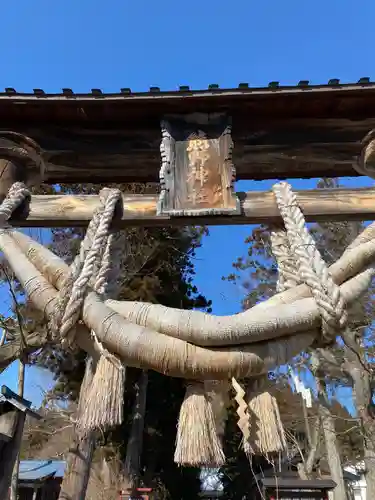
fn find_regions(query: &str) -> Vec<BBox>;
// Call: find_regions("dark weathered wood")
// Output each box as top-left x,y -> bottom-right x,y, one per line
0,386 -> 41,420
0,159 -> 26,202
2,83 -> 375,181
10,359 -> 25,500
8,187 -> 375,228
0,132 -> 45,195
14,120 -> 370,183
0,411 -> 26,499
0,410 -> 18,441
124,370 -> 148,489
158,115 -> 239,216
0,385 -> 41,497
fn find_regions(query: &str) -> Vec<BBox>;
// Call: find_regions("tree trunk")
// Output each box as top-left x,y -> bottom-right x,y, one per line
311,352 -> 347,500
350,365 -> 375,499
124,370 -> 148,492
0,411 -> 26,499
341,327 -> 375,499
318,401 -> 347,500
10,358 -> 25,500
57,432 -> 95,500
315,380 -> 347,500
297,415 -> 321,480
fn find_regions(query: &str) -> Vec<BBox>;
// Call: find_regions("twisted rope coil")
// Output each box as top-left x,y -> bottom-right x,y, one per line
50,187 -> 126,431
0,180 -> 347,351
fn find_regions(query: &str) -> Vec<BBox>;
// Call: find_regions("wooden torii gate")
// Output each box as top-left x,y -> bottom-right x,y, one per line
0,79 -> 375,499
0,80 -> 374,227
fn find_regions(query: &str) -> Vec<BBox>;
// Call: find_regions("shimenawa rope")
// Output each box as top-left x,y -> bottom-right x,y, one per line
0,179 -> 357,465
0,182 -> 126,434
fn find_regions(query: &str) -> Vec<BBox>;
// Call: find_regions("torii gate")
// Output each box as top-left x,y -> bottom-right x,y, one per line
0,79 -> 374,499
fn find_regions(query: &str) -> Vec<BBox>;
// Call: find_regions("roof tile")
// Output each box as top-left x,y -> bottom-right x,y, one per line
19,460 -> 66,481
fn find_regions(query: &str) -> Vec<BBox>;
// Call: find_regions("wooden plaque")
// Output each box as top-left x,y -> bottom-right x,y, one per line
157,113 -> 240,216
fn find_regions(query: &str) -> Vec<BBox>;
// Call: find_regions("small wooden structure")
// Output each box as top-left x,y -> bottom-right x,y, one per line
0,385 -> 41,499
119,487 -> 153,499
259,477 -> 336,500
16,460 -> 65,500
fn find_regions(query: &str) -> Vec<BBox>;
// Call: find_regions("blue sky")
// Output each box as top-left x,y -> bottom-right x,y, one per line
0,0 -> 374,412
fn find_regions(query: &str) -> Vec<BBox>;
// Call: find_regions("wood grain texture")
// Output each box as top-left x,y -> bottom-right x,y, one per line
1,117 -> 373,183
0,412 -> 26,499
158,115 -> 239,216
1,84 -> 375,182
8,187 -> 375,228
0,411 -> 17,441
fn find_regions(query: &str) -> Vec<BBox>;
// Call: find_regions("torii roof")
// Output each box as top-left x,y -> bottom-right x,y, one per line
0,79 -> 374,182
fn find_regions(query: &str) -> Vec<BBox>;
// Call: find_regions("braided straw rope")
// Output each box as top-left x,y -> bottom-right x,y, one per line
270,229 -> 300,292
272,181 -> 348,346
0,182 -> 30,226
46,187 -> 127,433
235,180 -> 350,457
54,189 -> 122,346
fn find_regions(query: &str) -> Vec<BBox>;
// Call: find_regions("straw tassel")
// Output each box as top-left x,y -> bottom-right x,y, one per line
77,356 -> 95,419
204,380 -> 230,438
244,378 -> 286,457
174,381 -> 225,467
77,335 -> 125,434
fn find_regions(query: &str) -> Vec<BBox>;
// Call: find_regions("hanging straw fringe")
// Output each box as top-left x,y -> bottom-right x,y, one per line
244,378 -> 286,456
174,382 -> 225,467
233,376 -> 286,457
77,334 -> 125,434
76,230 -> 127,434
234,179 -> 351,458
230,216 -> 296,457
77,357 -> 95,419
204,380 -> 230,438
